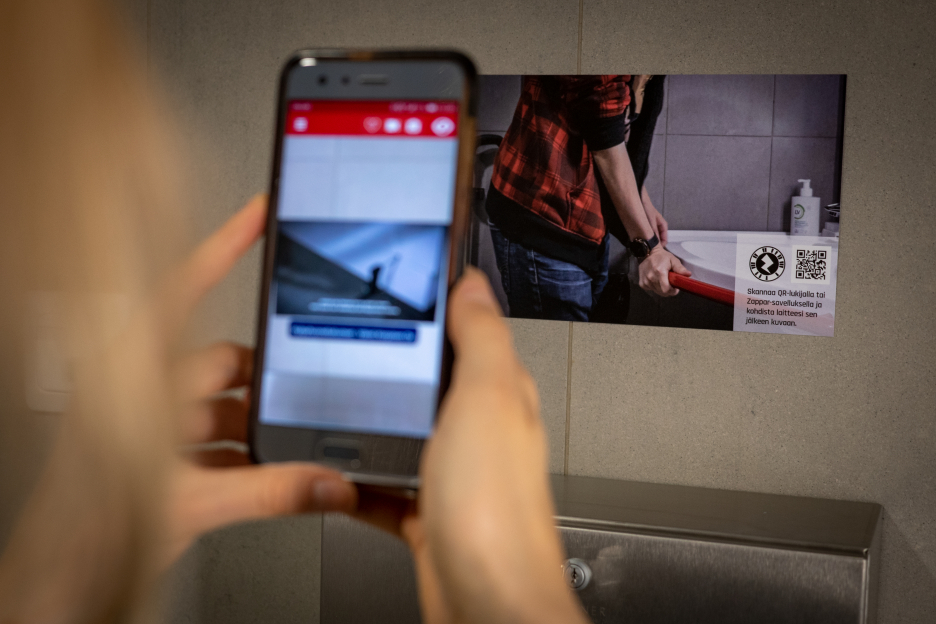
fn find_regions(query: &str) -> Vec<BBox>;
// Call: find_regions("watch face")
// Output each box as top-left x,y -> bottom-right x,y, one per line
631,239 -> 650,258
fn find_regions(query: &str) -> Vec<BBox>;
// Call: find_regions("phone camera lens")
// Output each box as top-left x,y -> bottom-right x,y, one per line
318,75 -> 327,85
341,75 -> 350,85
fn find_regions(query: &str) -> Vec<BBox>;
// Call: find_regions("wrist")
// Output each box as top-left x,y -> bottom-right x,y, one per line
629,234 -> 660,261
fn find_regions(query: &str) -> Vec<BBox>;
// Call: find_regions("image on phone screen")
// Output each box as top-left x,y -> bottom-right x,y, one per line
258,99 -> 460,439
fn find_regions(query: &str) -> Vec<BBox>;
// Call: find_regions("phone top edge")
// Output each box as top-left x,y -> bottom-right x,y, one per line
280,49 -> 478,116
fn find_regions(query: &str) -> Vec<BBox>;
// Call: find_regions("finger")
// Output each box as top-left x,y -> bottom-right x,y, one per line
638,270 -> 651,293
160,195 -> 267,334
174,463 -> 357,538
351,489 -> 416,539
657,269 -> 676,297
174,342 -> 253,401
446,268 -> 517,376
672,256 -> 692,277
185,447 -> 253,467
183,396 -> 250,444
445,270 -> 537,428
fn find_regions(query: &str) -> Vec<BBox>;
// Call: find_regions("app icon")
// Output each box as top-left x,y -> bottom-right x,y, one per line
383,118 -> 402,133
363,117 -> 381,133
292,117 -> 308,132
404,118 -> 423,134
430,116 -> 455,137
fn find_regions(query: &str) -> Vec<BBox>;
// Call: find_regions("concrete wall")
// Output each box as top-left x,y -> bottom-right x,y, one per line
122,0 -> 936,622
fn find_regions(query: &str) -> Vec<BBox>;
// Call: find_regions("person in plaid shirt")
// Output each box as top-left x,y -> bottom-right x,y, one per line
486,75 -> 691,321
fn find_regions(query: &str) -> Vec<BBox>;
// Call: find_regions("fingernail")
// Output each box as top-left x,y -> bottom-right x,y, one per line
314,479 -> 351,510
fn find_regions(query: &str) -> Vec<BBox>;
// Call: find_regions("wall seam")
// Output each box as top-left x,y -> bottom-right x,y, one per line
563,322 -> 573,475
766,74 -> 777,229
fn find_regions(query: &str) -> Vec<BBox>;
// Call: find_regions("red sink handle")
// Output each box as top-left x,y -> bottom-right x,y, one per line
668,272 -> 735,306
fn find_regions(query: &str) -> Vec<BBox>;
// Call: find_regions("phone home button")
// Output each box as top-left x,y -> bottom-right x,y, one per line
316,438 -> 362,469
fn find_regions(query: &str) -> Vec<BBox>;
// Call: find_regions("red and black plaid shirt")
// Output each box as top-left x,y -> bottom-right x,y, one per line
487,75 -> 630,270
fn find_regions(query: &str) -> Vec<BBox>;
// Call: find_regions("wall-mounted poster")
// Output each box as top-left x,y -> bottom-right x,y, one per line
467,75 -> 845,337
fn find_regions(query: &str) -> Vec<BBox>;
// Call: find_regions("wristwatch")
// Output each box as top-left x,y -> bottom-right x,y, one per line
628,234 -> 660,261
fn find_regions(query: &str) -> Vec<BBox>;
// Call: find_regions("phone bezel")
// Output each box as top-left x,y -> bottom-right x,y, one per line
248,49 -> 477,489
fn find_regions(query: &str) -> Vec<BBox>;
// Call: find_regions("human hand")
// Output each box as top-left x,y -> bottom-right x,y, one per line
355,269 -> 587,624
162,196 -> 356,563
641,186 -> 668,247
637,247 -> 691,297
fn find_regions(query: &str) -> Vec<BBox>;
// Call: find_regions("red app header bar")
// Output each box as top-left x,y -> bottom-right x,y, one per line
286,100 -> 459,138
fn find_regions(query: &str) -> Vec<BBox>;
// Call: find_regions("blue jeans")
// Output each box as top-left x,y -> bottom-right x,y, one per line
489,226 -> 609,321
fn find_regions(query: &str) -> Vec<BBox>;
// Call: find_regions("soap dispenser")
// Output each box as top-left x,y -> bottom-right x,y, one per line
791,179 -> 820,236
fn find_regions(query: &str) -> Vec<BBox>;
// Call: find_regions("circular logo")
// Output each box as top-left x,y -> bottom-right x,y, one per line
430,116 -> 455,136
749,246 -> 785,281
292,116 -> 308,132
383,118 -> 402,133
793,203 -> 805,220
404,117 -> 423,134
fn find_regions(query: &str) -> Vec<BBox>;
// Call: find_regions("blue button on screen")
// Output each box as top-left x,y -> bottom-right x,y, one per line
290,322 -> 417,343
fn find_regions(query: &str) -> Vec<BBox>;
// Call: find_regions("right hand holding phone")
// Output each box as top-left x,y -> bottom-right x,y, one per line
356,269 -> 588,624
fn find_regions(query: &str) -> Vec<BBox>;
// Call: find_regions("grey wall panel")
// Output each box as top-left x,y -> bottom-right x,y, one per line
767,136 -> 838,232
643,134 -> 666,213
663,134 -> 772,230
136,0 -> 936,622
773,74 -> 843,138
579,1 -> 936,623
477,75 -> 522,132
162,516 -> 325,624
507,318 -> 572,474
666,74 -> 775,136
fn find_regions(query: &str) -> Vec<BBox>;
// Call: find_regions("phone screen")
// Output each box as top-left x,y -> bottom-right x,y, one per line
257,99 -> 460,439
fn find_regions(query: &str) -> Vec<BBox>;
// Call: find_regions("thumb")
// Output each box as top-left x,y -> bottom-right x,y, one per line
671,255 -> 692,277
159,195 -> 267,337
175,463 -> 357,539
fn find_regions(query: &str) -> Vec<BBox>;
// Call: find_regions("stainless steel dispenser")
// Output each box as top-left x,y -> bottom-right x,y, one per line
321,475 -> 881,623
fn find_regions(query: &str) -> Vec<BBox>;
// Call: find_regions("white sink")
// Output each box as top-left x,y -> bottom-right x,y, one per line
666,230 -> 769,291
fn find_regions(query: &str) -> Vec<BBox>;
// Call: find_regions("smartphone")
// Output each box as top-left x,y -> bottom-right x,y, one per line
249,50 -> 477,489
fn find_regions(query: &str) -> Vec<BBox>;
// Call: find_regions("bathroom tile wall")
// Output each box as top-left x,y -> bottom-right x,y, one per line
644,74 -> 844,233
128,0 -> 936,623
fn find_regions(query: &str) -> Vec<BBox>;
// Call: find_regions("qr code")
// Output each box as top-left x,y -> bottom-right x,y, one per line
791,246 -> 831,284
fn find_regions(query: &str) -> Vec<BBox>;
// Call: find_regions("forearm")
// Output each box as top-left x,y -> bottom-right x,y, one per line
641,184 -> 653,213
592,143 -> 655,241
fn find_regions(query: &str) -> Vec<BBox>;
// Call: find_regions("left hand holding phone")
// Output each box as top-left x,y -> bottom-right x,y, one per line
163,195 -> 357,564
164,198 -> 583,623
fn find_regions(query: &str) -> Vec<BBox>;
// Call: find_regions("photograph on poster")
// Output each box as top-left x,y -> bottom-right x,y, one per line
467,75 -> 845,337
